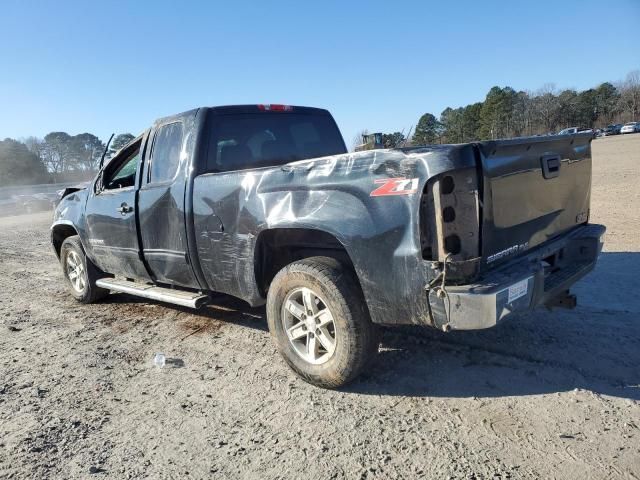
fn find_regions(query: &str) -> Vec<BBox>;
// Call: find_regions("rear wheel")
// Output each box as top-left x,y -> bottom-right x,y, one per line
266,256 -> 379,388
60,236 -> 109,304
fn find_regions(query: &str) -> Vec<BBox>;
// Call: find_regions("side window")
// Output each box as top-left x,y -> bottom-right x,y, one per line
148,122 -> 183,184
102,142 -> 141,190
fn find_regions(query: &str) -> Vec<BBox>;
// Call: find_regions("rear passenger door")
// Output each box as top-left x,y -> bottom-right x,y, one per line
138,121 -> 200,288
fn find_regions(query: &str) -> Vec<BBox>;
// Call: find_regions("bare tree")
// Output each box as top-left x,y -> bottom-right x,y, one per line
617,70 -> 640,122
23,136 -> 44,158
510,91 -> 534,137
533,84 -> 560,133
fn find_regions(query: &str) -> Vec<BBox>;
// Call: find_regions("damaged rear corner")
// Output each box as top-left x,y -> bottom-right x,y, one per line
420,167 -> 483,283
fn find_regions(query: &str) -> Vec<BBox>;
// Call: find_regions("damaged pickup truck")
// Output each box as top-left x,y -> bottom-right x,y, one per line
51,104 -> 605,387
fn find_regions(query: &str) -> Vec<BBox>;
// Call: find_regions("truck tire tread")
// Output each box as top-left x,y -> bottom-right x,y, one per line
60,235 -> 109,304
267,256 -> 379,388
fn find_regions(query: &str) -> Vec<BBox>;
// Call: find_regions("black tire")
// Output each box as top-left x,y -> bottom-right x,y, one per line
60,235 -> 109,304
266,256 -> 379,388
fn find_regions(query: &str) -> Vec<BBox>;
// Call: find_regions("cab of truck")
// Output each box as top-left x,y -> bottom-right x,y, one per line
53,105 -> 347,290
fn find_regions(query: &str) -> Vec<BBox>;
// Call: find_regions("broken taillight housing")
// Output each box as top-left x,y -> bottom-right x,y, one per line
420,168 -> 480,262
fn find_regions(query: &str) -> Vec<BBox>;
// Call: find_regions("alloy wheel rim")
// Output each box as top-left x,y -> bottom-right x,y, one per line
281,287 -> 337,365
66,250 -> 86,293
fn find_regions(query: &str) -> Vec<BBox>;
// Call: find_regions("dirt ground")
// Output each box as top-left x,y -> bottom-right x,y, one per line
1,135 -> 639,480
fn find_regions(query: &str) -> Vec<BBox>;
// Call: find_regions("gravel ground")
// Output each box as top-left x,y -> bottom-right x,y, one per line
1,134 -> 639,479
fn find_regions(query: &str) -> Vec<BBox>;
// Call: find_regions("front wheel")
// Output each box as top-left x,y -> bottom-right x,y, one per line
266,257 -> 379,388
60,235 -> 109,304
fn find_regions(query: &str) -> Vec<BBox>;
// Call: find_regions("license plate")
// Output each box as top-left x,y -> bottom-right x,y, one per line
507,278 -> 529,303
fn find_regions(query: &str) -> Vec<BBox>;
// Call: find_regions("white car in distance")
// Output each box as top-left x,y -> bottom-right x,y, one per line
620,122 -> 639,134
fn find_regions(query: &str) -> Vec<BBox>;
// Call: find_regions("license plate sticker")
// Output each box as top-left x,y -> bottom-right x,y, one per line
507,278 -> 529,303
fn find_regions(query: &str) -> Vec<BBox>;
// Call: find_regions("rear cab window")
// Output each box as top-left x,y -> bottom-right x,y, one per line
206,106 -> 347,173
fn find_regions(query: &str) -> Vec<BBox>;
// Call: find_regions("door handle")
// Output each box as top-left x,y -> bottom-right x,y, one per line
117,203 -> 133,215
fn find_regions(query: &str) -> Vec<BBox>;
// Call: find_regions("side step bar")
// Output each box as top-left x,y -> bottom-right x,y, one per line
96,278 -> 209,309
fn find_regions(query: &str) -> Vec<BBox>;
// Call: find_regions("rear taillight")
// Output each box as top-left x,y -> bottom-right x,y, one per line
257,104 -> 293,112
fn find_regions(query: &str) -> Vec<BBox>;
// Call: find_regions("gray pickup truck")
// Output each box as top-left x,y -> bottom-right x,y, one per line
51,104 -> 605,387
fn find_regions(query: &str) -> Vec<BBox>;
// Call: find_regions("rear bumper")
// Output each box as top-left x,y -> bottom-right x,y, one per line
441,224 -> 605,330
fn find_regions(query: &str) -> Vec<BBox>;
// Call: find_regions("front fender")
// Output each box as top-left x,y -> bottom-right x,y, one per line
51,189 -> 90,259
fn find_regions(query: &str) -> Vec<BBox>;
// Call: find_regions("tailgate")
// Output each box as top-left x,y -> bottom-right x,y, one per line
478,133 -> 592,268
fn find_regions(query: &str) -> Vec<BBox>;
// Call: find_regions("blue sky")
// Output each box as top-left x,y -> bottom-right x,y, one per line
1,0 -> 638,147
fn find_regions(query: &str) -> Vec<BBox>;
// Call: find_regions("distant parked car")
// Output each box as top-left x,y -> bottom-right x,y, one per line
620,122 -> 639,134
557,127 -> 593,136
602,125 -> 619,136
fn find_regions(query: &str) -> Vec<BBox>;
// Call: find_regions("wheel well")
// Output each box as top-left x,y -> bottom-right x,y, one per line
254,228 -> 355,295
52,224 -> 79,258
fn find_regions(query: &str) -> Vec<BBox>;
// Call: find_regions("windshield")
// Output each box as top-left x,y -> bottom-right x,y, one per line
207,112 -> 346,172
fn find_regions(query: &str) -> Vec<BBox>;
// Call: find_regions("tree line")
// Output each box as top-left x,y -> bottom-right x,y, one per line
355,70 -> 640,148
0,132 -> 135,187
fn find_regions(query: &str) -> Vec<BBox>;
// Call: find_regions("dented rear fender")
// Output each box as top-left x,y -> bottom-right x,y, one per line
192,146 -> 478,325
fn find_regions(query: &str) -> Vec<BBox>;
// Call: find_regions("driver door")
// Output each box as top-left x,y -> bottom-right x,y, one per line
84,136 -> 151,280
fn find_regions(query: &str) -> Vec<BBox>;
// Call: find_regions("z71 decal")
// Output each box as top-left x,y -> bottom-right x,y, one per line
370,178 -> 419,197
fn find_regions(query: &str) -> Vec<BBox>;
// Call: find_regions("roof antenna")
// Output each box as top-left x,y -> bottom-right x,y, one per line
99,133 -> 115,169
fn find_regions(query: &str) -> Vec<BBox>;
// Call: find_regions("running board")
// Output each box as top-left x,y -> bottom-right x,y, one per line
96,278 -> 209,309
